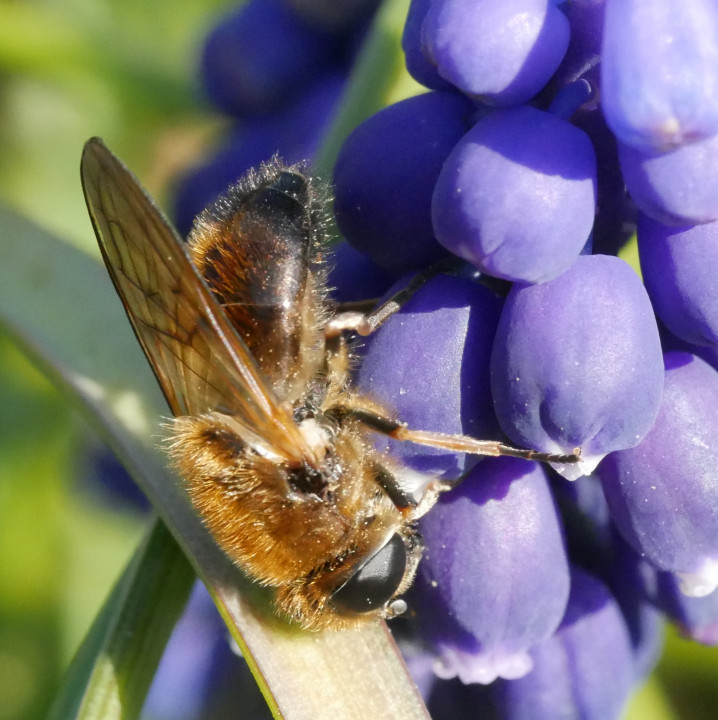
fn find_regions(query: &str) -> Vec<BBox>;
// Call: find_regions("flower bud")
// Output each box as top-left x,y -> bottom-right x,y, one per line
432,105 -> 597,284
491,255 -> 664,478
619,133 -> 718,225
638,213 -> 718,347
600,352 -> 718,597
333,91 -> 474,270
601,0 -> 718,151
423,0 -> 570,106
412,457 -> 570,684
494,568 -> 635,720
357,274 -> 502,479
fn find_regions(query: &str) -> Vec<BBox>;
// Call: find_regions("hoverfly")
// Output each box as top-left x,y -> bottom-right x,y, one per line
81,138 -> 579,630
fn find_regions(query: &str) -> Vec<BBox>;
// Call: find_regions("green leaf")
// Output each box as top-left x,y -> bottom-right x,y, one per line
48,519 -> 194,720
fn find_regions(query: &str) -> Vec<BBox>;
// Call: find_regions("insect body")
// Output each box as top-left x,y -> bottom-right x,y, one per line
81,139 -> 579,631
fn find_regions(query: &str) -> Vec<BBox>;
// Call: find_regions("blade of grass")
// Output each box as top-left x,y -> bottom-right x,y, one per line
0,202 -> 429,719
47,518 -> 194,720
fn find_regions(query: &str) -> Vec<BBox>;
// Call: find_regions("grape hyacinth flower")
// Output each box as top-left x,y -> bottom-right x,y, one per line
173,0 -> 375,235
431,103 -> 598,283
618,132 -> 718,226
600,353 -> 718,598
200,0 -> 344,117
601,0 -> 718,151
617,535 -> 718,646
491,254 -> 664,478
410,457 -> 570,684
333,90 -> 475,270
169,0 -> 718,717
357,273 -> 502,479
638,213 -> 718,347
493,569 -> 635,720
421,0 -> 570,106
602,0 -> 718,224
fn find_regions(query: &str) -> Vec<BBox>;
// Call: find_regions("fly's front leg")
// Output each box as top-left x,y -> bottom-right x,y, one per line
326,259 -> 457,340
323,262 -> 455,383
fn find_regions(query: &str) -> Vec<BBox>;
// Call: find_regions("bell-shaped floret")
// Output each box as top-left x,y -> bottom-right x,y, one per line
412,457 -> 570,684
432,105 -> 597,283
491,255 -> 664,478
600,352 -> 718,598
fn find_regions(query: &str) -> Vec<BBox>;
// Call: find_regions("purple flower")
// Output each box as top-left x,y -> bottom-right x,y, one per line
333,91 -> 475,271
173,72 -> 345,236
600,352 -> 718,597
432,105 -> 597,283
201,0 -> 343,117
357,273 -> 502,479
422,0 -> 570,106
402,0 -> 453,90
621,540 -> 718,646
618,132 -> 718,225
412,457 -> 570,684
493,568 -> 635,720
601,0 -> 718,151
144,583 -> 270,720
491,254 -> 664,478
638,214 -> 718,347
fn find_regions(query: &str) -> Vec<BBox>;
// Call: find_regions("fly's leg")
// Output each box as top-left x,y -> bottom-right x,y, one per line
325,259 -> 458,340
340,407 -> 581,465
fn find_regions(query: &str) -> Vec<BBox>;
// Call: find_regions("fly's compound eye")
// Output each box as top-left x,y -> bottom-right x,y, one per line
330,534 -> 407,615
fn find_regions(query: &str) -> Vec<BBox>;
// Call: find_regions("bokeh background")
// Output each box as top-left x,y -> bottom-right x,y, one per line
0,2 -> 232,718
0,1 -> 717,719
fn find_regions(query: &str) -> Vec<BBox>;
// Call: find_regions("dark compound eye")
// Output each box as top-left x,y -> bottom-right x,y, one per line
330,534 -> 407,615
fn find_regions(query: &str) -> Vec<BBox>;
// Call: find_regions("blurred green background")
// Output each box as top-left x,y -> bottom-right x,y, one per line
0,1 -> 716,719
0,2 -> 229,719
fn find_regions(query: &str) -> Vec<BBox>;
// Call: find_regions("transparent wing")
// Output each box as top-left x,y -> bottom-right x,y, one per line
80,137 -> 313,465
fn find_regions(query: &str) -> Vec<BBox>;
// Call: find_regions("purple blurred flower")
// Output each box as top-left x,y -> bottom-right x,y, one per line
618,132 -> 718,226
281,0 -> 380,32
173,72 -> 344,236
600,352 -> 718,597
432,105 -> 597,283
601,0 -> 718,151
144,583 -> 271,720
201,0 -> 343,117
422,0 -> 570,106
357,273 -> 502,479
493,568 -> 635,720
412,457 -> 570,684
638,213 -> 718,347
491,255 -> 664,478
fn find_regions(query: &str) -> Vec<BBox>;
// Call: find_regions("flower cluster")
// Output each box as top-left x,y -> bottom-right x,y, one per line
173,0 -> 718,718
